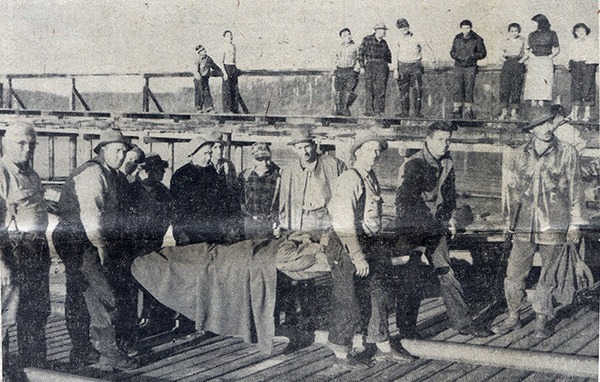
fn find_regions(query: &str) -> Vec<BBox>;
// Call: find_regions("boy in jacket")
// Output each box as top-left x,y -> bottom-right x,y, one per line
450,20 -> 487,119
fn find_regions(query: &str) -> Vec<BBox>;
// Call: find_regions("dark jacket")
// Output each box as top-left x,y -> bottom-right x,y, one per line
170,162 -> 226,245
394,146 -> 456,237
450,31 -> 487,67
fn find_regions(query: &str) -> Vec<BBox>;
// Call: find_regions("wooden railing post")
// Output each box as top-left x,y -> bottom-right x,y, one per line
0,82 -> 4,109
69,135 -> 77,171
70,77 -> 76,111
48,136 -> 55,180
7,77 -> 12,109
142,76 -> 150,112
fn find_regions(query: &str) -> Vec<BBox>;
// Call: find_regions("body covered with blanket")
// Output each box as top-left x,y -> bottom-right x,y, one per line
131,232 -> 331,353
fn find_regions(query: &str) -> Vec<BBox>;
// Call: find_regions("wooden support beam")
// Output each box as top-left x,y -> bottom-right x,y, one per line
71,77 -> 91,111
400,339 -> 598,378
69,135 -> 77,171
146,86 -> 164,113
142,77 -> 150,112
48,136 -> 55,179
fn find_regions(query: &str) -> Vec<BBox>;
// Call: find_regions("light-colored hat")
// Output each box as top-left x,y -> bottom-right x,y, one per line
349,131 -> 388,157
4,122 -> 36,141
522,106 -> 553,131
141,152 -> 168,169
186,136 -> 215,157
205,130 -> 226,144
374,22 -> 388,30
94,128 -> 132,154
287,128 -> 314,146
251,142 -> 272,158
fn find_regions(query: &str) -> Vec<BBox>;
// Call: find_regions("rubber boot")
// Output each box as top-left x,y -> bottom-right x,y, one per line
533,314 -> 552,338
491,311 -> 521,334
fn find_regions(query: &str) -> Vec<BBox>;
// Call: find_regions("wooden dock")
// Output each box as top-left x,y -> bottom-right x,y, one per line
7,290 -> 598,381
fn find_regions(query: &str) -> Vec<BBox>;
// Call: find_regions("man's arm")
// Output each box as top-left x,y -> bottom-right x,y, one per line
73,165 -> 109,262
474,36 -> 487,61
330,170 -> 364,262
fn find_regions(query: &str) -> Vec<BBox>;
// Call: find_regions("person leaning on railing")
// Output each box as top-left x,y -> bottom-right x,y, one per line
193,44 -> 223,114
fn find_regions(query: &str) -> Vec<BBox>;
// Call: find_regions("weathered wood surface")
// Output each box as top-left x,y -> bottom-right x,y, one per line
7,296 -> 598,381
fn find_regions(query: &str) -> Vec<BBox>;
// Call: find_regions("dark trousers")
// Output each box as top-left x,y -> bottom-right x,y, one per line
334,67 -> 359,114
452,66 -> 477,103
222,64 -> 240,113
499,58 -> 525,108
396,62 -> 424,116
194,77 -> 213,111
571,61 -> 598,106
53,230 -> 93,353
364,61 -> 389,115
395,233 -> 473,332
393,253 -> 424,335
13,234 -> 50,368
327,234 -> 390,349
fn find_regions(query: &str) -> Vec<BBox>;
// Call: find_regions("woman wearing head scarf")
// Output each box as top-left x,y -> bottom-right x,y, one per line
522,14 -> 560,107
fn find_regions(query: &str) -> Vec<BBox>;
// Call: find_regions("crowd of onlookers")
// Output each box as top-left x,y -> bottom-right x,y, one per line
196,15 -> 597,121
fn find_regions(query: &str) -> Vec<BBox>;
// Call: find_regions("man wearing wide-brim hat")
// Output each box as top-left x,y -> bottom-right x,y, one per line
492,106 -> 586,338
54,128 -> 139,370
170,134 -> 228,246
279,127 -> 347,235
358,22 -> 392,116
327,131 -> 416,366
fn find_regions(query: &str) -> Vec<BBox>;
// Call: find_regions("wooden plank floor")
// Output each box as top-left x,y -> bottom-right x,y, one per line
6,297 -> 598,381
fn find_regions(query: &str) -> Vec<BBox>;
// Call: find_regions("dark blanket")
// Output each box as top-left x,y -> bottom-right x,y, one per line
131,238 -> 280,353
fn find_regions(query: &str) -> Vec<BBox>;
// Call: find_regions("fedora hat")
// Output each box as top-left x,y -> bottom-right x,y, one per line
205,130 -> 226,145
522,106 -> 553,131
287,128 -> 315,146
94,128 -> 132,154
349,131 -> 388,158
374,22 -> 388,30
141,152 -> 168,169
186,136 -> 215,157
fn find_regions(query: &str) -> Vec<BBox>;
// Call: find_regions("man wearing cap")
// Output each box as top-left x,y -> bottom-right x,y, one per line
358,23 -> 393,116
207,130 -> 242,242
393,122 -> 492,338
392,18 -> 437,118
129,153 -> 177,331
0,122 -> 50,374
239,142 -> 281,239
193,44 -> 223,113
279,128 -> 347,236
54,128 -> 139,369
491,107 -> 586,337
171,135 -> 227,245
334,28 -> 360,116
450,20 -> 487,119
328,131 -> 415,365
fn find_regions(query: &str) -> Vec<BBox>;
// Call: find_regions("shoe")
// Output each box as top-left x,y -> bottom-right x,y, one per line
533,315 -> 552,339
397,329 -> 423,340
69,346 -> 101,369
463,109 -> 475,119
333,353 -> 367,369
458,325 -> 494,338
491,315 -> 521,335
510,108 -> 519,120
451,109 -> 462,119
98,351 -> 140,371
498,108 -> 508,120
373,348 -> 417,363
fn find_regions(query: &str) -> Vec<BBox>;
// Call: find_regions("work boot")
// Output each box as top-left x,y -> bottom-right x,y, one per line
373,347 -> 417,364
533,314 -> 552,339
498,108 -> 508,120
98,349 -> 140,370
69,346 -> 101,369
451,107 -> 463,119
491,313 -> 521,335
